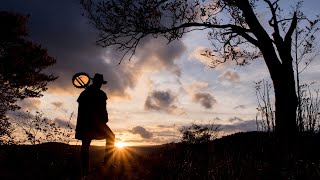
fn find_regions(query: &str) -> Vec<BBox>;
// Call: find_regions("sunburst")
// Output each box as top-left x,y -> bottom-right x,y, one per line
114,141 -> 128,149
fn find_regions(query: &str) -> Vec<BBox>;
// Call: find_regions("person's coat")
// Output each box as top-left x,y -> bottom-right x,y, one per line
75,85 -> 114,141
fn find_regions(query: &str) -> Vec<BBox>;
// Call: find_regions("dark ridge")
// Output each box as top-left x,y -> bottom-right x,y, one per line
1,132 -> 320,179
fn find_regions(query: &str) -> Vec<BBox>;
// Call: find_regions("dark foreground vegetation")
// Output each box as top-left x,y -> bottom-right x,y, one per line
1,132 -> 320,180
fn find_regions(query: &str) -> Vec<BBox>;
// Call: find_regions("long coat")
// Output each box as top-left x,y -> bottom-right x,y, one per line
75,85 -> 114,141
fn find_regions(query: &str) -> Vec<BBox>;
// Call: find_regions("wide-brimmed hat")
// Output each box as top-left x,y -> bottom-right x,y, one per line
92,73 -> 107,84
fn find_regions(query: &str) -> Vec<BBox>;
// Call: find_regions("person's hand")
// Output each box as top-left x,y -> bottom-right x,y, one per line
105,112 -> 109,123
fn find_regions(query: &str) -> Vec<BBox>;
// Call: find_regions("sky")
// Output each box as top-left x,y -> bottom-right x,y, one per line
2,0 -> 320,146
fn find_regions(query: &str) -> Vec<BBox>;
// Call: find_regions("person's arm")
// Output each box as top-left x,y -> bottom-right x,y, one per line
104,93 -> 109,123
105,112 -> 109,123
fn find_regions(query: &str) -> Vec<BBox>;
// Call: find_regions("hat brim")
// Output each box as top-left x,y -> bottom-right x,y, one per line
93,79 -> 107,84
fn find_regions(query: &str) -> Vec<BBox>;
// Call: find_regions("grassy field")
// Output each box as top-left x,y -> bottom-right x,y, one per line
1,132 -> 320,179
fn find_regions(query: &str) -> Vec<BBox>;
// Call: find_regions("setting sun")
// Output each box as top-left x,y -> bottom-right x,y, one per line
115,142 -> 128,149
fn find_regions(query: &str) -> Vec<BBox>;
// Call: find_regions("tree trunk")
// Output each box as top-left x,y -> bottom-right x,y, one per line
273,69 -> 298,138
271,63 -> 298,167
236,0 -> 298,137
261,47 -> 298,138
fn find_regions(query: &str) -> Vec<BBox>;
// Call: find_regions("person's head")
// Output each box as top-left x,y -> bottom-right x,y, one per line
92,73 -> 107,89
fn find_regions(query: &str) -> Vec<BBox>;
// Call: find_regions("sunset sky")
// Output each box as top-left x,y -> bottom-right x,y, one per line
2,0 -> 320,146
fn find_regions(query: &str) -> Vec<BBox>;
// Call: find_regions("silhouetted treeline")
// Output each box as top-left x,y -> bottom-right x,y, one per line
2,132 -> 319,179
0,11 -> 57,144
154,132 -> 320,180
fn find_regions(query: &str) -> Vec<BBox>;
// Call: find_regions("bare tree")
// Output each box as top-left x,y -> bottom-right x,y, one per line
11,111 -> 74,145
297,83 -> 320,132
81,0 -> 320,137
255,80 -> 275,132
291,3 -> 320,132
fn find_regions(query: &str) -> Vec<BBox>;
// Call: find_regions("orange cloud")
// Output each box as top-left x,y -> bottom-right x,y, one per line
184,81 -> 209,94
219,71 -> 240,82
17,98 -> 41,111
51,101 -> 64,108
189,47 -> 234,70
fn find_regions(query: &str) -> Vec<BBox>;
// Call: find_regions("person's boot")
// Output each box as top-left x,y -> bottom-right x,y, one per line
81,149 -> 90,177
103,142 -> 115,166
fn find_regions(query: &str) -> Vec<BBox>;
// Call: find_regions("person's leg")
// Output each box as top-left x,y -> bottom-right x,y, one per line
103,126 -> 115,166
104,139 -> 114,165
81,139 -> 91,176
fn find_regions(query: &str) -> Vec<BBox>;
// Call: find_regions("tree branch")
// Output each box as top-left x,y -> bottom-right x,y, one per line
231,26 -> 259,47
264,0 -> 284,46
285,12 -> 298,45
153,22 -> 238,33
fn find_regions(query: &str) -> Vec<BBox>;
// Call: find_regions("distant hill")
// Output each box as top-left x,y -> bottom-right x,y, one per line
1,131 -> 320,179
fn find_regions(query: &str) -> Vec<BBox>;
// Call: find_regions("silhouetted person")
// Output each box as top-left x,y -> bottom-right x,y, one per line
75,73 -> 115,176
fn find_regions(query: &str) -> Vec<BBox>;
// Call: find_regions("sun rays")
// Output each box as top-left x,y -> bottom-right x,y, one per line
100,143 -> 140,176
115,142 -> 128,149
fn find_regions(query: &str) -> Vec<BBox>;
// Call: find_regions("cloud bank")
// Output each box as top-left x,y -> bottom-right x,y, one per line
129,126 -> 153,139
192,92 -> 216,109
219,71 -> 240,82
1,1 -> 185,99
145,90 -> 184,115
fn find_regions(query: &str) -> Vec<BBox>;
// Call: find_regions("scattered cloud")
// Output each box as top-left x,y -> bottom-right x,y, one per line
219,71 -> 240,82
129,126 -> 153,139
7,110 -> 76,130
153,125 -> 180,138
133,37 -> 185,77
189,47 -> 234,70
145,90 -> 185,115
17,98 -> 41,111
2,1 -> 185,99
234,105 -> 246,109
192,92 -> 216,109
214,117 -> 221,121
220,120 -> 257,132
51,101 -> 64,108
157,124 -> 176,128
184,81 -> 209,94
228,116 -> 243,123
153,130 -> 180,138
